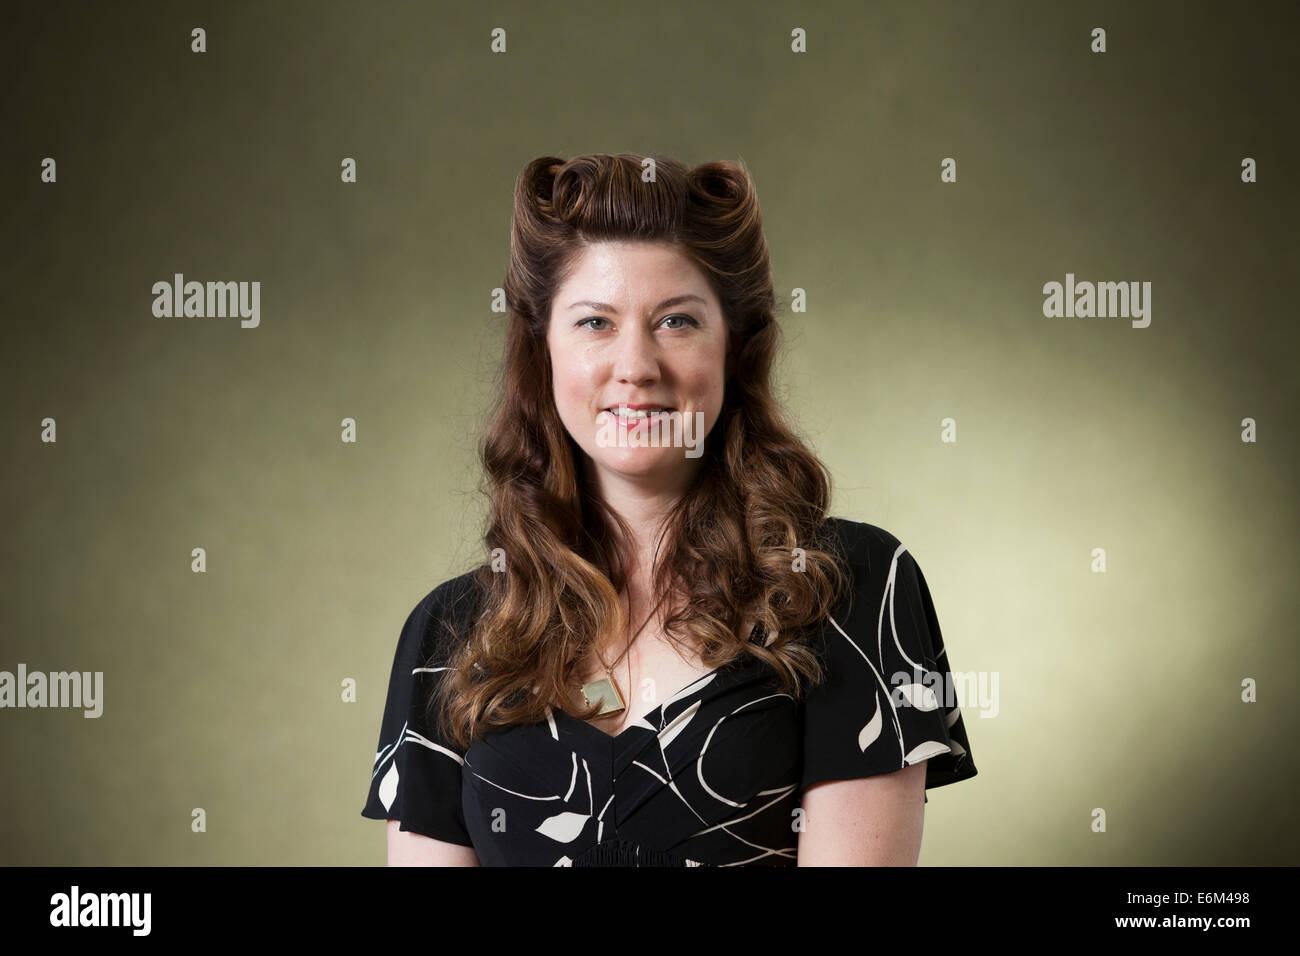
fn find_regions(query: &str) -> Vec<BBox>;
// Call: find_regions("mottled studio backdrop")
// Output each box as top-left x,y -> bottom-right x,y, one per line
1,0 -> 1297,865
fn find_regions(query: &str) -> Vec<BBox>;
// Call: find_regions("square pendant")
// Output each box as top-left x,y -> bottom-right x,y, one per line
580,676 -> 625,717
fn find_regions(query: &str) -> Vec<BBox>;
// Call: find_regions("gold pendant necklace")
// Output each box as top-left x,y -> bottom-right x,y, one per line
580,592 -> 667,718
578,674 -> 626,718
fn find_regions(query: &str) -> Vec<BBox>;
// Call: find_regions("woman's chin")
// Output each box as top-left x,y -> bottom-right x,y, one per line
593,453 -> 683,478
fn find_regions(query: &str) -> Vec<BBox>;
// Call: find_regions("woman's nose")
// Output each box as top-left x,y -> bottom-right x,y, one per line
611,327 -> 660,382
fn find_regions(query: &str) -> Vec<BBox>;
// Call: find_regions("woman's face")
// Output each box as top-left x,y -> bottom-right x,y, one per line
546,240 -> 728,494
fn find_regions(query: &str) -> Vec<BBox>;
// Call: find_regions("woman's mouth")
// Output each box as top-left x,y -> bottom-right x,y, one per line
600,406 -> 676,430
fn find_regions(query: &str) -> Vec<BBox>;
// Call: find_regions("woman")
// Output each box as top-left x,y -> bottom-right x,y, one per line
361,153 -> 977,866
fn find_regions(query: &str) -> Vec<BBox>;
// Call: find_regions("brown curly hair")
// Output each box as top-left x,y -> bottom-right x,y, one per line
430,152 -> 852,751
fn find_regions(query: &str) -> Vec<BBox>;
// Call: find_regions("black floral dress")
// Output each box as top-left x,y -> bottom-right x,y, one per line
361,517 -> 978,865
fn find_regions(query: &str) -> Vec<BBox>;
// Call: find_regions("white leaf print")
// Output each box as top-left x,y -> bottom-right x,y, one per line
857,689 -> 883,752
535,811 -> 590,843
554,856 -> 573,867
666,670 -> 719,708
658,699 -> 702,749
378,760 -> 399,812
903,740 -> 952,765
896,683 -> 940,712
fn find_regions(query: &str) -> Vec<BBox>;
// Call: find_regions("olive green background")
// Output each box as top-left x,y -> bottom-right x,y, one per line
2,0 -> 1296,865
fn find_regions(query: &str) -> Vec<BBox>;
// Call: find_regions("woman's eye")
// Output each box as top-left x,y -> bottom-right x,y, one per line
577,314 -> 697,332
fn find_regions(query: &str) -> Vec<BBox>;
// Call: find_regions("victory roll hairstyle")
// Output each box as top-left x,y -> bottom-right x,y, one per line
431,152 -> 851,750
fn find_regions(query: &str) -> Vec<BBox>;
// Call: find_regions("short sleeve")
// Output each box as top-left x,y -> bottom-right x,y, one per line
360,581 -> 474,847
800,521 -> 978,798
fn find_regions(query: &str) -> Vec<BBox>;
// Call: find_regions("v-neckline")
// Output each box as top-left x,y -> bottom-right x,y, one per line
559,662 -> 729,744
559,622 -> 767,745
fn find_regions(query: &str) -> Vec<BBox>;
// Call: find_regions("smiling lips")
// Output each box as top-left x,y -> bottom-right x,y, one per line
600,404 -> 676,429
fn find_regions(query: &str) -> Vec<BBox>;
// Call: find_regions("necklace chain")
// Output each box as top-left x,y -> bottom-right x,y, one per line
594,590 -> 668,675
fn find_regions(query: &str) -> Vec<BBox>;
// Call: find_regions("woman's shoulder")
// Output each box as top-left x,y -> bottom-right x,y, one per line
821,515 -> 908,567
399,567 -> 485,664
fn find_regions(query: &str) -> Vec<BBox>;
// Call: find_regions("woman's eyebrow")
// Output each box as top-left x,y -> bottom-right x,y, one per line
566,294 -> 707,314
